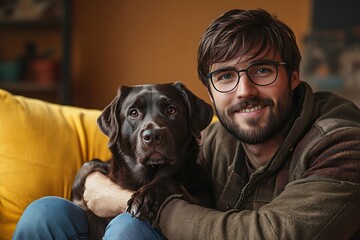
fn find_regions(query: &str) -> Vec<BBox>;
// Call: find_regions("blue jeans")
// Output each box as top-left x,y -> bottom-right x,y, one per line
12,196 -> 165,240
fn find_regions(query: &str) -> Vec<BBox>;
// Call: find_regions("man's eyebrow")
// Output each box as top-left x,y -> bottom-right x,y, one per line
212,67 -> 237,72
211,59 -> 275,72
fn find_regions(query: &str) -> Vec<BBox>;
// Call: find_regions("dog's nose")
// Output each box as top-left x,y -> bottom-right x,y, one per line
142,129 -> 164,146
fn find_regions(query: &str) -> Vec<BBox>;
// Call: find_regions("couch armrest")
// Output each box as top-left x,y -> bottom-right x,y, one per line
0,89 -> 111,240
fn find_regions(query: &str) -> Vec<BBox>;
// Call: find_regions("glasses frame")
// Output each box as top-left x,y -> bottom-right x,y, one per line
207,60 -> 287,93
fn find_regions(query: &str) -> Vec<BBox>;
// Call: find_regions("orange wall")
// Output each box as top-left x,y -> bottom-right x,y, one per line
71,0 -> 312,109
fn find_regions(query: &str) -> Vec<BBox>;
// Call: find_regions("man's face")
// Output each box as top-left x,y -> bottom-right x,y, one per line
208,53 -> 300,144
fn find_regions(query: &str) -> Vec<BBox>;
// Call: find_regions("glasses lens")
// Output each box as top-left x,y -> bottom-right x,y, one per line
247,62 -> 278,86
211,69 -> 238,92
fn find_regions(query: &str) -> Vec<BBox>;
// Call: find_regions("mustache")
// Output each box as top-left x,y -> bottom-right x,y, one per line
227,97 -> 274,113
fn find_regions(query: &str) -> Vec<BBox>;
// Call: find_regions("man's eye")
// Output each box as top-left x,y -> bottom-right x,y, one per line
129,109 -> 139,117
214,70 -> 237,83
250,64 -> 275,76
220,73 -> 234,80
167,106 -> 177,115
255,67 -> 272,74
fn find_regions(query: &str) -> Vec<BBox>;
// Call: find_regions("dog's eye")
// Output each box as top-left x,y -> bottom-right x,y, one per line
129,109 -> 139,118
167,106 -> 177,115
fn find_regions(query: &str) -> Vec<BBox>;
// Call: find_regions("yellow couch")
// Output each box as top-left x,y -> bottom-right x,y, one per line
0,89 -> 111,240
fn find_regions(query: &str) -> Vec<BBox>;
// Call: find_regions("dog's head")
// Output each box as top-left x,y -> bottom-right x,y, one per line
97,82 -> 213,168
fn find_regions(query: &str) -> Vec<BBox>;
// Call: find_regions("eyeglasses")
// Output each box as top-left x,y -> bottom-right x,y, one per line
207,60 -> 287,93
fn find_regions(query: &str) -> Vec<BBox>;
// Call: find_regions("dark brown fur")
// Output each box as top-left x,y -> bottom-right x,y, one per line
71,82 -> 213,238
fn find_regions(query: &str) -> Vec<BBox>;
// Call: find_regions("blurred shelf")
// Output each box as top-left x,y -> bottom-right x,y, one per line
0,0 -> 71,104
0,81 -> 61,103
0,81 -> 58,92
0,19 -> 62,29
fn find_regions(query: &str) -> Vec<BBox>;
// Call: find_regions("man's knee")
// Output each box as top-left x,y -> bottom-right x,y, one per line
104,212 -> 164,240
13,196 -> 88,239
21,196 -> 83,222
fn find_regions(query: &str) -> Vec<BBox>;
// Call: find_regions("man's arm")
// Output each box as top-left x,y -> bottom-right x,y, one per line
83,171 -> 134,218
155,178 -> 360,239
154,125 -> 360,239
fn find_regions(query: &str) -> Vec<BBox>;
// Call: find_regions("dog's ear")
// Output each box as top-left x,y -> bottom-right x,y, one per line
97,86 -> 132,148
172,81 -> 213,139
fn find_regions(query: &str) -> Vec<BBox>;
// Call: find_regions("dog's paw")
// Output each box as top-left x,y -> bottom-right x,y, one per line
71,159 -> 109,201
126,177 -> 182,222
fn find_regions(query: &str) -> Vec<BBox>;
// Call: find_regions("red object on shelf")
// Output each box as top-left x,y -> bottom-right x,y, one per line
28,59 -> 59,84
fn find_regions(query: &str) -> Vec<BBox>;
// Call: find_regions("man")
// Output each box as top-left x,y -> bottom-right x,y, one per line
14,9 -> 360,239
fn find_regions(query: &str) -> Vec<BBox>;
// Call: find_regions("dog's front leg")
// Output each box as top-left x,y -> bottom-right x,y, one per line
126,176 -> 186,223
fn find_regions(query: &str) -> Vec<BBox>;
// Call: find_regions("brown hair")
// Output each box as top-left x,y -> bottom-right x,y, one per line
197,9 -> 301,86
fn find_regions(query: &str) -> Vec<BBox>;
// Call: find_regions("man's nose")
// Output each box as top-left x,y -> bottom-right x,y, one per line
235,72 -> 258,98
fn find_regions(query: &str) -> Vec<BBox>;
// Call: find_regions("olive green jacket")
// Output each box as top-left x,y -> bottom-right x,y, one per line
156,82 -> 360,240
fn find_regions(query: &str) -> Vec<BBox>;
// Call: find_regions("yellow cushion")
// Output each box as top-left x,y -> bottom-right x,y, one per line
211,115 -> 218,123
0,89 -> 111,240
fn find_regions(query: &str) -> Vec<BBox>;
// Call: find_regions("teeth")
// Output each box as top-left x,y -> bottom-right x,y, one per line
239,106 -> 263,113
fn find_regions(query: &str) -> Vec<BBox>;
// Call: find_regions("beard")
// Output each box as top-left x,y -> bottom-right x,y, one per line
215,88 -> 294,144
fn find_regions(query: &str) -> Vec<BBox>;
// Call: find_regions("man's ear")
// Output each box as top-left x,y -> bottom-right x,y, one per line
172,81 -> 213,139
97,86 -> 132,148
291,71 -> 300,90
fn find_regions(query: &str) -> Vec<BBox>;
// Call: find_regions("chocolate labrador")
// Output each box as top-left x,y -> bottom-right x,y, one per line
71,82 -> 213,238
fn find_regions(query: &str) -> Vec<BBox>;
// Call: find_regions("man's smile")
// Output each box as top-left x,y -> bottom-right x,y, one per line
237,105 -> 264,113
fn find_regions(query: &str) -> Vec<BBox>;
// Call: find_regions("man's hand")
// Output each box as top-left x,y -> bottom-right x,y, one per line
83,171 -> 134,218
